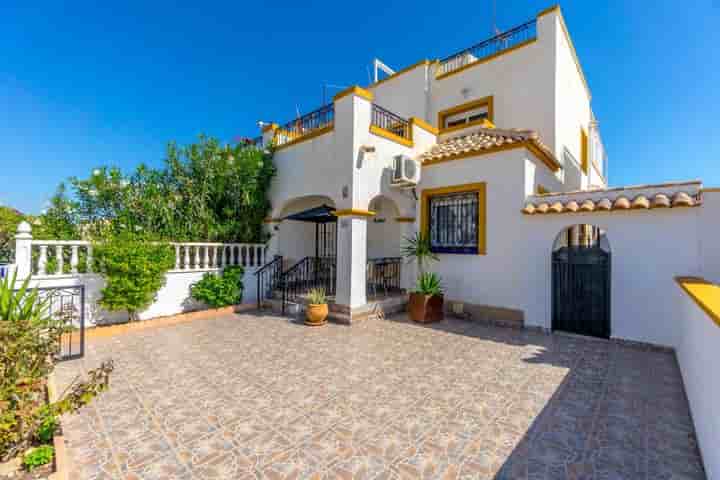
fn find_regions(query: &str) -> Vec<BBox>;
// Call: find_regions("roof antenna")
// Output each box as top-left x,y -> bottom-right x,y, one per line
492,0 -> 501,35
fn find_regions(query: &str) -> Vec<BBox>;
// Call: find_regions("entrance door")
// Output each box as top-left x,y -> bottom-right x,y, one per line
552,246 -> 611,338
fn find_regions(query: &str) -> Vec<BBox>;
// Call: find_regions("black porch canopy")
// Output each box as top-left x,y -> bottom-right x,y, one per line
282,204 -> 337,223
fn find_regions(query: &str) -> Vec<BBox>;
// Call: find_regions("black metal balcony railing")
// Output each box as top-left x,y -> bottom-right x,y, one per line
371,105 -> 411,141
275,104 -> 335,146
438,19 -> 537,77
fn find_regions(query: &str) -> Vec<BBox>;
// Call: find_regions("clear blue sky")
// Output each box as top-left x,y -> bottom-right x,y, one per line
2,0 -> 719,214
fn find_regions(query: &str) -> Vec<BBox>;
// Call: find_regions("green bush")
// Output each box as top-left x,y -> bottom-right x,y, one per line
22,445 -> 54,471
93,235 -> 175,321
0,273 -> 114,462
190,266 -> 245,308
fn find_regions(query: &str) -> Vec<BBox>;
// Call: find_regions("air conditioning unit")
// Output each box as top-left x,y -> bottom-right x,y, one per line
391,155 -> 421,187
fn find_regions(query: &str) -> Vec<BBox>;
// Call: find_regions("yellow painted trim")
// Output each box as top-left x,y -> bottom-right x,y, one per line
333,85 -> 374,102
409,117 -> 439,135
537,4 -> 560,17
703,188 -> 720,193
438,96 -> 494,133
675,277 -> 720,328
261,123 -> 279,133
536,185 -> 550,195
369,125 -> 413,147
274,125 -> 334,151
332,209 -> 376,217
263,217 -> 282,224
436,38 -> 537,80
420,183 -> 487,256
368,60 -> 430,89
580,127 -> 589,174
423,141 -> 561,172
440,118 -> 495,135
395,217 -> 416,223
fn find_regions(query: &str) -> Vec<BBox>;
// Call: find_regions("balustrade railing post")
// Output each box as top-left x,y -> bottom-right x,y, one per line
70,245 -> 79,274
55,245 -> 64,275
203,245 -> 210,269
194,246 -> 200,270
15,222 -> 33,279
183,245 -> 190,270
174,245 -> 180,270
86,245 -> 93,273
38,245 -> 48,276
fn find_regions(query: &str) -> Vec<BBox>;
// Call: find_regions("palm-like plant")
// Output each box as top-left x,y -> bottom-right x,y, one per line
414,272 -> 443,296
400,232 -> 439,276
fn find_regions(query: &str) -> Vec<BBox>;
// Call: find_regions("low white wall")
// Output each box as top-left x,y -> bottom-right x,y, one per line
674,283 -> 720,479
29,268 -> 258,327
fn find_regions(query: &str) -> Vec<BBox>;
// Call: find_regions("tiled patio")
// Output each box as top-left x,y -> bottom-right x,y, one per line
54,312 -> 706,480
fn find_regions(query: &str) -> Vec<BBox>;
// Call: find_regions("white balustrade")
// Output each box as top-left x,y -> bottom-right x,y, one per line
169,243 -> 266,272
29,240 -> 93,277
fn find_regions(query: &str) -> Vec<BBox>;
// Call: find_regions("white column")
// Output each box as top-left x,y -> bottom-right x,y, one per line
174,245 -> 180,270
335,215 -> 368,308
38,245 -> 48,276
203,245 -> 210,269
55,246 -> 64,275
70,246 -> 79,273
86,245 -> 93,273
183,245 -> 190,270
194,246 -> 201,269
14,222 -> 33,280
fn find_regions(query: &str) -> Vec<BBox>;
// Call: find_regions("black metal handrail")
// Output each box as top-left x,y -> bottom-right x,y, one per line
438,19 -> 537,77
371,105 -> 410,140
280,256 -> 336,314
275,104 -> 335,146
367,257 -> 402,297
254,255 -> 283,309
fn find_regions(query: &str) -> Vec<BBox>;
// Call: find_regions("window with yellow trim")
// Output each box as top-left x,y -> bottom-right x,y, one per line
438,97 -> 494,132
421,183 -> 487,255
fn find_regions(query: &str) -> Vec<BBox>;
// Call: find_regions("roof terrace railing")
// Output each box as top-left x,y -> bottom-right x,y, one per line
437,19 -> 537,77
275,103 -> 335,146
371,105 -> 411,141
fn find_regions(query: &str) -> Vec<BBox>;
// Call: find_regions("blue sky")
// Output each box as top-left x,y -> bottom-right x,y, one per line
2,0 -> 719,214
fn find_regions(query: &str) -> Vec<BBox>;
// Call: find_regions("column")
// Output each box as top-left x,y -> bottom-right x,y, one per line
14,221 -> 33,280
335,215 -> 368,309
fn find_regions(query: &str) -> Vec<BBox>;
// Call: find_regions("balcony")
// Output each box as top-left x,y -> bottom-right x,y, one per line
437,18 -> 537,78
369,104 -> 412,146
274,103 -> 335,149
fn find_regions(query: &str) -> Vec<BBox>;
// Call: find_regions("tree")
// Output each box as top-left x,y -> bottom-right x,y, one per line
0,207 -> 23,263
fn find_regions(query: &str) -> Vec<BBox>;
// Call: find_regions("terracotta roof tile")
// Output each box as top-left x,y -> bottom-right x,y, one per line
419,126 -> 561,170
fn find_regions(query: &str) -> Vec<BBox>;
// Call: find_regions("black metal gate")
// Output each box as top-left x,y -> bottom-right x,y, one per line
552,246 -> 611,339
37,286 -> 85,360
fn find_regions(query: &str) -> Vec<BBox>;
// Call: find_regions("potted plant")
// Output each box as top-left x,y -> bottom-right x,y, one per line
401,233 -> 444,323
305,287 -> 329,326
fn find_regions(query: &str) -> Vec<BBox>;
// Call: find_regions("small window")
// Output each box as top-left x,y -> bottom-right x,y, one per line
429,192 -> 479,254
443,106 -> 489,129
438,96 -> 494,132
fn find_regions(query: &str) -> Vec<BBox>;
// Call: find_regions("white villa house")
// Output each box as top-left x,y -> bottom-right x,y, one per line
250,4 -> 719,343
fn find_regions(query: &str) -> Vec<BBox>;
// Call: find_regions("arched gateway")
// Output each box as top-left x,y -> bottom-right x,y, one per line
552,224 -> 611,339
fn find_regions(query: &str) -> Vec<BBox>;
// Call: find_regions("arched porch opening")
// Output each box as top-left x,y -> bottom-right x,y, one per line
552,224 -> 612,339
276,196 -> 336,265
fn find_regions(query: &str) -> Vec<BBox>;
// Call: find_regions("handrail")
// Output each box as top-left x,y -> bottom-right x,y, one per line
280,256 -> 336,315
371,105 -> 410,141
255,255 -> 284,309
438,19 -> 537,77
275,104 -> 335,147
255,255 -> 283,275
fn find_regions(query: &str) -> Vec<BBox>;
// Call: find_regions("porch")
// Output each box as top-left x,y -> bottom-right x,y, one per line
258,195 -> 414,322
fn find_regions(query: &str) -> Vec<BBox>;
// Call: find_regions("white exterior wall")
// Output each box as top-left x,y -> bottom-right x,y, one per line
674,283 -> 720,479
699,190 -> 720,283
25,269 -> 258,327
429,13 -> 557,153
369,63 -> 430,121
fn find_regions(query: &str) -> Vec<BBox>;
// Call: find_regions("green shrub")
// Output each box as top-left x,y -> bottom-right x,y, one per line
93,235 -> 175,321
413,272 -> 444,296
23,445 -> 54,471
190,266 -> 245,308
0,273 -> 114,462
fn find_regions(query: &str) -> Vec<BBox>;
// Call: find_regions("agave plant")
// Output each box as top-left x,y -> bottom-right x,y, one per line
413,272 -> 444,296
307,287 -> 327,305
0,271 -> 51,322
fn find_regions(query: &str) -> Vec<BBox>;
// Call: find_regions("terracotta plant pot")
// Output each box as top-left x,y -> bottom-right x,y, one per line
408,293 -> 444,323
305,303 -> 329,326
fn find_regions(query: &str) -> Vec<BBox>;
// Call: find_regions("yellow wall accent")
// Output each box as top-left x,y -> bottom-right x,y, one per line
537,4 -> 560,17
435,39 -> 537,81
423,141 -> 562,173
420,183 -> 487,255
437,96 -> 495,134
409,117 -> 439,135
368,60 -> 430,89
580,127 -> 589,174
333,85 -> 374,102
395,217 -> 416,223
536,185 -> 550,194
675,277 -> 720,328
703,188 -> 720,193
332,209 -> 376,217
261,123 -> 279,133
369,125 -> 414,147
274,125 -> 334,151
